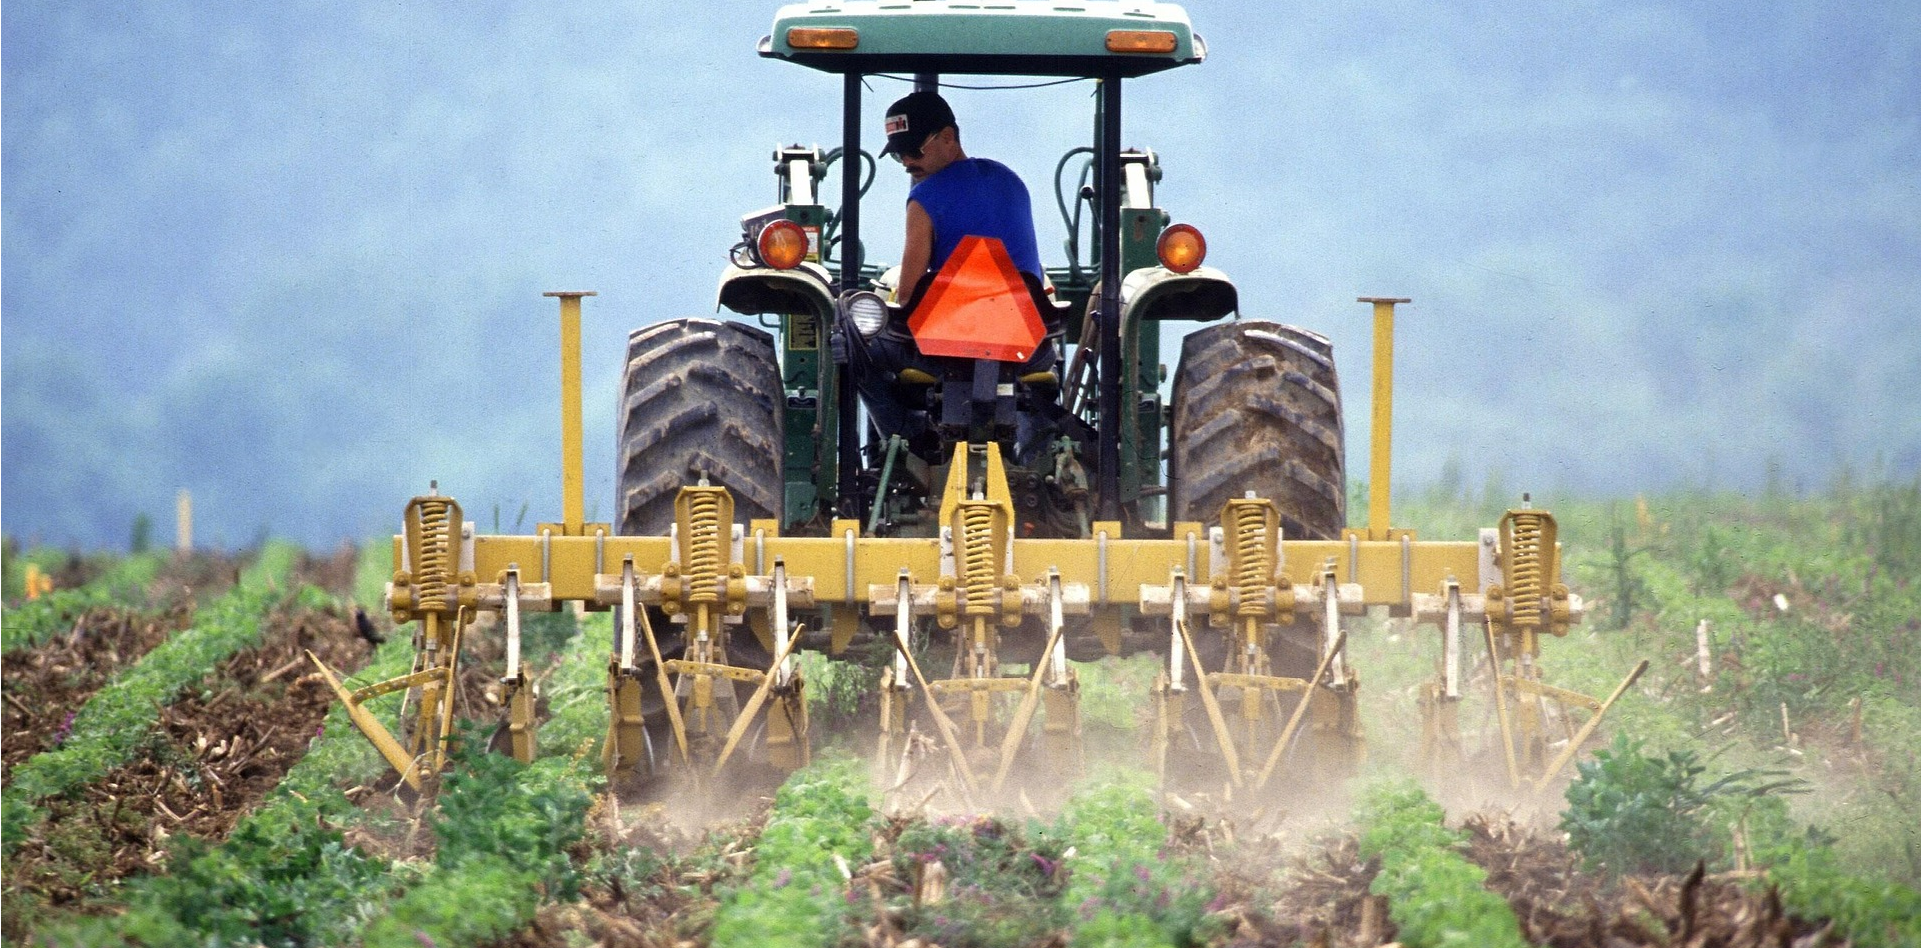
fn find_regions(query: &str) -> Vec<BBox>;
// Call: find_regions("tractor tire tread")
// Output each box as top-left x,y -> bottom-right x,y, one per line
1170,320 -> 1346,539
617,318 -> 783,536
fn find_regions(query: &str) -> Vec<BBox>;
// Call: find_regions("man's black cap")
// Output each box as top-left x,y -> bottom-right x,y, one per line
879,91 -> 956,157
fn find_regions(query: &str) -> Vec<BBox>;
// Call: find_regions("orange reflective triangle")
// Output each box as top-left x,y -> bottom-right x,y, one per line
906,236 -> 1047,362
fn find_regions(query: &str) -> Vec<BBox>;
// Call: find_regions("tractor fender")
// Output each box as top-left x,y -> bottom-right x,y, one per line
1120,265 -> 1238,323
717,261 -> 837,319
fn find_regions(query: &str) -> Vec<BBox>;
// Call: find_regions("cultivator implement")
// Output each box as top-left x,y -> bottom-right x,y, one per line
317,444 -> 1638,800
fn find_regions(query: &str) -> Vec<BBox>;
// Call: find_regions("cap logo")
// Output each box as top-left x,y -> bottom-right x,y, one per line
884,113 -> 910,136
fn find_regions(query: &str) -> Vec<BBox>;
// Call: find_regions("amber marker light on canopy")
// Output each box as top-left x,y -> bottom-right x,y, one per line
1106,30 -> 1179,53
787,27 -> 859,49
1156,223 -> 1206,273
758,220 -> 810,270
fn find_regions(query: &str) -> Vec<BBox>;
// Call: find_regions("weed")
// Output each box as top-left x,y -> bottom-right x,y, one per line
1561,734 -> 1807,876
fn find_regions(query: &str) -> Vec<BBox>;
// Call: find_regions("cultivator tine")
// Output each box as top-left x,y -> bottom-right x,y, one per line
760,560 -> 810,771
1254,626 -> 1348,791
886,571 -> 979,798
606,557 -> 656,773
1175,611 -> 1243,788
307,650 -> 425,791
636,586 -> 691,767
1418,580 -> 1466,777
1484,620 -> 1522,788
1531,659 -> 1649,791
992,571 -> 1074,793
711,625 -> 805,776
499,568 -> 536,763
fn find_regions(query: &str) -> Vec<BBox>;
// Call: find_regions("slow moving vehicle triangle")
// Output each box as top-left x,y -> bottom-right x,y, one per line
907,235 -> 1047,361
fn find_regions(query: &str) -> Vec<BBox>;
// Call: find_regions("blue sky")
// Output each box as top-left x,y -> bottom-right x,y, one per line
4,0 -> 1917,549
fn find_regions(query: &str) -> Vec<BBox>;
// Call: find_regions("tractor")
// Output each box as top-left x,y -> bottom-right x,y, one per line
313,0 -> 1647,807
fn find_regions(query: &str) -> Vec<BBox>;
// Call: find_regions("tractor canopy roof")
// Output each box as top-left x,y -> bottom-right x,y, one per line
761,0 -> 1203,78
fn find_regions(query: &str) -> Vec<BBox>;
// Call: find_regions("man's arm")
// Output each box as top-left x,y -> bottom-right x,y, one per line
898,200 -> 933,304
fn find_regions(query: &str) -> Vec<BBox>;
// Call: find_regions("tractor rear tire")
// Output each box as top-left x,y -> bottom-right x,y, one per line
617,318 -> 783,535
1169,321 -> 1346,540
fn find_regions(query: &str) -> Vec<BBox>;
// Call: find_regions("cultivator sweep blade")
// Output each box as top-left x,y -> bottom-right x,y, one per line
327,441 -> 1646,803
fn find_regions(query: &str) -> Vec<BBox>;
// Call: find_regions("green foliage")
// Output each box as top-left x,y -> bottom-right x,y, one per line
48,799 -> 394,948
1764,842 -> 1921,948
538,611 -> 609,760
6,544 -> 299,806
1858,478 -> 1921,576
710,754 -> 876,948
1601,503 -> 1657,629
1561,734 -> 1807,876
360,735 -> 598,948
1074,654 -> 1160,730
1053,777 -> 1214,948
1355,781 -> 1526,948
360,857 -> 546,948
1,550 -> 165,653
797,637 -> 890,735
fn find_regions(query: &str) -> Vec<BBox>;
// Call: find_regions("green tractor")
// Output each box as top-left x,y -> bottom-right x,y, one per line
602,0 -> 1354,792
622,1 -> 1344,553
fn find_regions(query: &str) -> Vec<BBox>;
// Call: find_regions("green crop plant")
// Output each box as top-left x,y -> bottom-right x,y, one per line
1761,839 -> 1921,948
535,609 -> 612,760
1,549 -> 165,653
27,561 -> 419,945
1356,781 -> 1527,948
358,606 -> 603,948
50,797 -> 399,948
1052,776 -> 1214,948
1560,733 -> 1807,876
360,735 -> 598,948
710,754 -> 876,948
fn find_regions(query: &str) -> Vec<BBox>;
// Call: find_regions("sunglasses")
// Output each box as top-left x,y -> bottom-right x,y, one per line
890,130 -> 939,163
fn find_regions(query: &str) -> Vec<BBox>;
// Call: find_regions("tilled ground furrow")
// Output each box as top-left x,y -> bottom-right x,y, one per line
1459,814 -> 1827,948
0,551 -> 270,782
1,603 -> 195,782
1,602 -> 376,928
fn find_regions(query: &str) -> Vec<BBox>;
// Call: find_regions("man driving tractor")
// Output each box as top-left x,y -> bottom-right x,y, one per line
844,90 -> 1060,458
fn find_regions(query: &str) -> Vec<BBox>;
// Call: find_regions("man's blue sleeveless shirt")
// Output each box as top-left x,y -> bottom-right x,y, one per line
908,158 -> 1044,279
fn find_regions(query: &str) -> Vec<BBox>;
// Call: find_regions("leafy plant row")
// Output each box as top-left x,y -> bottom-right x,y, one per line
357,608 -> 601,948
1053,780 -> 1212,948
711,754 -> 877,948
34,543 -> 415,947
1355,781 -> 1527,948
4,544 -> 300,848
1,551 -> 166,654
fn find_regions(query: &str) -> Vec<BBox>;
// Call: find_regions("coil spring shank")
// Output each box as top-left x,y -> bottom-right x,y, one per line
1229,500 -> 1276,618
1503,511 -> 1548,629
679,488 -> 726,605
407,497 -> 459,614
958,502 -> 1001,617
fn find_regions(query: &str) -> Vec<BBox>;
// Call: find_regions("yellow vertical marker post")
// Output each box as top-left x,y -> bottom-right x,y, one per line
544,291 -> 596,536
176,489 -> 194,553
1360,297 -> 1410,541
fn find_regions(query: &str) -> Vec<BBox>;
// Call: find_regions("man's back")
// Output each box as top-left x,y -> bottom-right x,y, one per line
908,157 -> 1044,280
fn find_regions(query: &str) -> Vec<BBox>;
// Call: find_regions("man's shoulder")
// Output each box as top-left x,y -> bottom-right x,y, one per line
967,158 -> 1024,184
